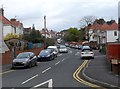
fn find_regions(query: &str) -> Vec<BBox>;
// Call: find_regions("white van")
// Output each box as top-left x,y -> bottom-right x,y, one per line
47,46 -> 59,57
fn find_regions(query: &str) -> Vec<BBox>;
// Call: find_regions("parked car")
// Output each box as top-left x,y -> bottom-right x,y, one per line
81,47 -> 94,59
56,44 -> 60,49
47,46 -> 59,57
65,43 -> 69,47
78,45 -> 82,49
75,45 -> 79,49
12,52 -> 37,69
59,45 -> 68,53
37,49 -> 55,61
81,46 -> 91,50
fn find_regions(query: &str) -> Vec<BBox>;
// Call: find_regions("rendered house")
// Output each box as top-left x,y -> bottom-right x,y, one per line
88,22 -> 118,45
0,8 -> 24,38
10,18 -> 24,36
0,8 -> 14,37
40,28 -> 51,38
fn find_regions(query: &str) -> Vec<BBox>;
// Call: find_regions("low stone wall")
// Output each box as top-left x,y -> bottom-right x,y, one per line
0,46 -> 44,65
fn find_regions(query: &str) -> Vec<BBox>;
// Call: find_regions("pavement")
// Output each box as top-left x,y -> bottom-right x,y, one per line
83,51 -> 120,88
2,64 -> 12,72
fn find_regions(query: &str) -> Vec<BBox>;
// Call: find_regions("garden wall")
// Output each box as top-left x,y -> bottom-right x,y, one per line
0,46 -> 44,65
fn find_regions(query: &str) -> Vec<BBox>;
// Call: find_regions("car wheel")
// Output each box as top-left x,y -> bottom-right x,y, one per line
28,62 -> 32,68
11,66 -> 15,69
35,62 -> 37,66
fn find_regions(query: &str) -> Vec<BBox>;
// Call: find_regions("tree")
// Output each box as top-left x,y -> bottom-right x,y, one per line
46,38 -> 55,48
80,16 -> 96,28
23,30 -> 42,43
64,28 -> 83,42
79,16 -> 96,41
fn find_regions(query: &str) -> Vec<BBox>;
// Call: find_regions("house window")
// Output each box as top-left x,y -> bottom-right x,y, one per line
114,31 -> 117,36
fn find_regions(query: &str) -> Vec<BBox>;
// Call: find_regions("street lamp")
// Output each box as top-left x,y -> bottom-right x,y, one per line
44,15 -> 46,49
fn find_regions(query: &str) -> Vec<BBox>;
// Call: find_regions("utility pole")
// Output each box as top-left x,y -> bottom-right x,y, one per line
44,15 -> 46,49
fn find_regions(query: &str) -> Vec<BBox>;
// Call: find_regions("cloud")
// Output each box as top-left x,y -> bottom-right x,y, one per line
0,0 -> 119,31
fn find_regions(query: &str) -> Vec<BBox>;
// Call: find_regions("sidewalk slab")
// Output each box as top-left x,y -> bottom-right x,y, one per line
1,64 -> 12,72
84,51 -> 119,88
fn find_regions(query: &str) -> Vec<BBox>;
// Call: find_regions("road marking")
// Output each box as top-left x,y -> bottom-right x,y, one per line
75,52 -> 79,56
0,70 -> 15,75
55,61 -> 60,65
33,79 -> 53,88
42,67 -> 51,74
58,54 -> 62,56
22,74 -> 38,84
73,60 -> 105,88
61,58 -> 65,62
69,51 -> 72,53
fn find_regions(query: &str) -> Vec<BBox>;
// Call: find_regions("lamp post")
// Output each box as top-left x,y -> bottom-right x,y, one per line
44,15 -> 46,49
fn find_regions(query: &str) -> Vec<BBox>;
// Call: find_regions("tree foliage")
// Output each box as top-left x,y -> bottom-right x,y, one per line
23,30 -> 42,43
4,33 -> 19,40
64,28 -> 83,42
46,38 -> 55,48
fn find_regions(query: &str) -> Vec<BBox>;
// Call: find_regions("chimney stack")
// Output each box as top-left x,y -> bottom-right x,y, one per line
0,8 -> 4,16
10,18 -> 16,21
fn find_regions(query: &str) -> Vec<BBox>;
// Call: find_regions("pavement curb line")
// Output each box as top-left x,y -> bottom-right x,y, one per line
82,60 -> 120,89
73,60 -> 104,88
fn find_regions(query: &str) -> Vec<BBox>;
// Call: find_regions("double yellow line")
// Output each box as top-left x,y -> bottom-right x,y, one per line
73,60 -> 105,89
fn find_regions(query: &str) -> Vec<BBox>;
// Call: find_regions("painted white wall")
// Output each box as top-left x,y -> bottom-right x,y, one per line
3,25 -> 15,37
107,30 -> 119,42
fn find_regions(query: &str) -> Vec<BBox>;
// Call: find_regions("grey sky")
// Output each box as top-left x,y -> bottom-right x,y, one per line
0,0 -> 119,31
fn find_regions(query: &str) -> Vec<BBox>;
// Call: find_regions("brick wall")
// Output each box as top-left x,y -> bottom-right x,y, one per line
0,46 -> 44,65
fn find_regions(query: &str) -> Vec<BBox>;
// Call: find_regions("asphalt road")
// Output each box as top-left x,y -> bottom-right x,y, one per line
2,48 -> 103,88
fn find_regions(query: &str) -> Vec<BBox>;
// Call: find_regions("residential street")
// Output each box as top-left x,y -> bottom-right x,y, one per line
0,1 -> 119,89
2,48 -> 119,89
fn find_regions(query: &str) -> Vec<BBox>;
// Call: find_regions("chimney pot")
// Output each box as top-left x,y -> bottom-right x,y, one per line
0,8 -> 4,16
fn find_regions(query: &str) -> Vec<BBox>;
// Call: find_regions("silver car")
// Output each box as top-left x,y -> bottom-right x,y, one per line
12,52 -> 37,68
59,45 -> 68,53
81,46 -> 94,59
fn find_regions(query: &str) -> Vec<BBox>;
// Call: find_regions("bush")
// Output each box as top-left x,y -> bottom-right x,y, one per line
4,33 -> 19,40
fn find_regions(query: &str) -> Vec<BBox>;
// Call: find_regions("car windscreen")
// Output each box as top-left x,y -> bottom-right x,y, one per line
16,53 -> 30,59
40,51 -> 50,56
60,46 -> 66,49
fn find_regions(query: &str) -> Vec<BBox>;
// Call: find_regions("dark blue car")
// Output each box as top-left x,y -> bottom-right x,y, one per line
37,49 -> 55,61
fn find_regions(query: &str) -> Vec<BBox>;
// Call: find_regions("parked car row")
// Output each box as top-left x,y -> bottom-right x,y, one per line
65,43 -> 82,49
12,45 -> 68,69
